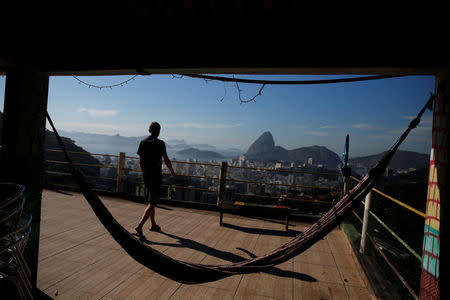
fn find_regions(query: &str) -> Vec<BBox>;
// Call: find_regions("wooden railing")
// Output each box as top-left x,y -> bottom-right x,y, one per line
44,149 -> 341,212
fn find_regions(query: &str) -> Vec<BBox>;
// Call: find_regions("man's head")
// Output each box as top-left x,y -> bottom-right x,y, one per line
149,122 -> 161,138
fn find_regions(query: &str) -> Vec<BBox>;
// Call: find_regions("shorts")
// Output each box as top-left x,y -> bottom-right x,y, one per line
143,173 -> 162,205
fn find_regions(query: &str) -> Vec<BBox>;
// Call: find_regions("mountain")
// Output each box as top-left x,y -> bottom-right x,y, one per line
246,131 -> 277,155
245,131 -> 340,169
175,148 -> 225,160
58,130 -> 144,156
288,145 -> 341,169
245,132 -> 288,161
56,130 -> 244,158
349,150 -> 429,175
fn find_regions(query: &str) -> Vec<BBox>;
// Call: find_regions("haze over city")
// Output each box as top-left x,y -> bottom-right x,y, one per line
0,74 -> 435,157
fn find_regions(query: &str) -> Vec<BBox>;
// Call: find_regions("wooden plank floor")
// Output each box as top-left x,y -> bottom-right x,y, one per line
37,189 -> 377,300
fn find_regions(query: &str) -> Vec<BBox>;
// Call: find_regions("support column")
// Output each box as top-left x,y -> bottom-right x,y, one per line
419,74 -> 448,300
0,68 -> 49,289
360,191 -> 372,254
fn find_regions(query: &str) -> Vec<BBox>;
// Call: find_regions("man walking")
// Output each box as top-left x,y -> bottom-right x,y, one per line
135,122 -> 175,239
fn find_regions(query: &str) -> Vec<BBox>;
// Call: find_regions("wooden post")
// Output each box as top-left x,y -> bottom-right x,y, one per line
0,67 -> 49,289
360,191 -> 372,254
217,162 -> 227,225
217,162 -> 228,206
116,152 -> 125,193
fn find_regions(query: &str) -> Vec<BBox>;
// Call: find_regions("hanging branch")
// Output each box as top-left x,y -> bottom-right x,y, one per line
219,83 -> 227,102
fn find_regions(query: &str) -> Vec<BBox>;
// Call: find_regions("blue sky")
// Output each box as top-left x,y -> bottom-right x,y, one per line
0,74 -> 435,157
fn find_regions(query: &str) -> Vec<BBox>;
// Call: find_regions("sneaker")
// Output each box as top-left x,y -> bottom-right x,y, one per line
135,227 -> 144,237
149,225 -> 161,232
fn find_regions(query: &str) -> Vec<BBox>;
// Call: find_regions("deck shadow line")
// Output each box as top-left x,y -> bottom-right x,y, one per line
139,231 -> 316,282
221,222 -> 302,237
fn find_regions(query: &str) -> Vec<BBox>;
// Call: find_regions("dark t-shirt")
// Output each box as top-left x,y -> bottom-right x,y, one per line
137,136 -> 167,177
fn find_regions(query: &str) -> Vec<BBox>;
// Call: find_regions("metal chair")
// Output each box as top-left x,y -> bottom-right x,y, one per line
0,193 -> 26,234
0,214 -> 33,299
0,183 -> 25,210
0,183 -> 32,299
0,183 -> 26,237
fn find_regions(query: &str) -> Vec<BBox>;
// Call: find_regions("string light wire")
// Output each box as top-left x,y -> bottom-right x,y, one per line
72,75 -> 138,89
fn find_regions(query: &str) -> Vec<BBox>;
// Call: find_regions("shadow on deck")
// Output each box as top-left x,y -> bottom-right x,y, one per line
37,189 -> 376,299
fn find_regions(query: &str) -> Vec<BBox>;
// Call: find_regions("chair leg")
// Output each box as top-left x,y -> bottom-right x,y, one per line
16,249 -> 31,277
10,249 -> 32,292
219,211 -> 223,226
14,278 -> 27,300
2,274 -> 26,300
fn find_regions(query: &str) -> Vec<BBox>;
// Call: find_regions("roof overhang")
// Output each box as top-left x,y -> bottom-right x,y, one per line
1,1 -> 448,76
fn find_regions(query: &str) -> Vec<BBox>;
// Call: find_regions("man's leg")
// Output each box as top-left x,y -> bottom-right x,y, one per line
149,204 -> 157,228
135,186 -> 152,236
148,178 -> 161,231
137,205 -> 152,227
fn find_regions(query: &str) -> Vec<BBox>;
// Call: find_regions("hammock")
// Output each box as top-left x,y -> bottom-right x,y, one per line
45,94 -> 435,284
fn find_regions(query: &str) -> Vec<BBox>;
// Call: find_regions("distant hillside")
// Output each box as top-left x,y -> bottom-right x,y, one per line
59,130 -> 144,155
288,145 -> 341,169
379,166 -> 429,186
45,131 -> 101,174
245,131 -> 341,169
1,111 -> 102,182
56,130 -> 244,158
349,150 -> 429,175
176,148 -> 225,160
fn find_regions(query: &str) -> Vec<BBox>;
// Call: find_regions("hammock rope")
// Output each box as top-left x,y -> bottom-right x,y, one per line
44,93 -> 435,284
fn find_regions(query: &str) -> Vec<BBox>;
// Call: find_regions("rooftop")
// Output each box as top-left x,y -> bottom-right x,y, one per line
37,189 -> 376,299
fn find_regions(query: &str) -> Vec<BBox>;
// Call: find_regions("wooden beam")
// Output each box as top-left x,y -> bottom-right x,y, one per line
0,67 -> 49,290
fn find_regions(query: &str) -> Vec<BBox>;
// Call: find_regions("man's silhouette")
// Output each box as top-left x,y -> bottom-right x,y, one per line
135,122 -> 175,239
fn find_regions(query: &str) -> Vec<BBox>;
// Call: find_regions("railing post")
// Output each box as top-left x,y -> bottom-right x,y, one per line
217,162 -> 228,225
217,162 -> 228,206
360,191 -> 372,254
116,152 -> 126,193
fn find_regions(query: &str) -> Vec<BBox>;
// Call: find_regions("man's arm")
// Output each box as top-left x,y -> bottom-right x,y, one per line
163,154 -> 176,177
139,156 -> 144,172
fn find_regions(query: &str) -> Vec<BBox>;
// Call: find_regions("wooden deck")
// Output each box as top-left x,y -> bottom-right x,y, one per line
37,189 -> 376,299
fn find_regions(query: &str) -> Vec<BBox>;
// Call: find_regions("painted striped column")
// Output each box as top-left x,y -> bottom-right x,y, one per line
419,88 -> 448,299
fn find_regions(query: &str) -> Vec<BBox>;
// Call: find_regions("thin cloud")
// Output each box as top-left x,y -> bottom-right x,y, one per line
293,125 -> 308,129
403,114 -> 432,124
389,126 -> 432,135
351,123 -> 372,129
320,125 -> 336,129
304,131 -> 329,136
166,122 -> 242,129
50,121 -> 147,136
77,107 -> 119,117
